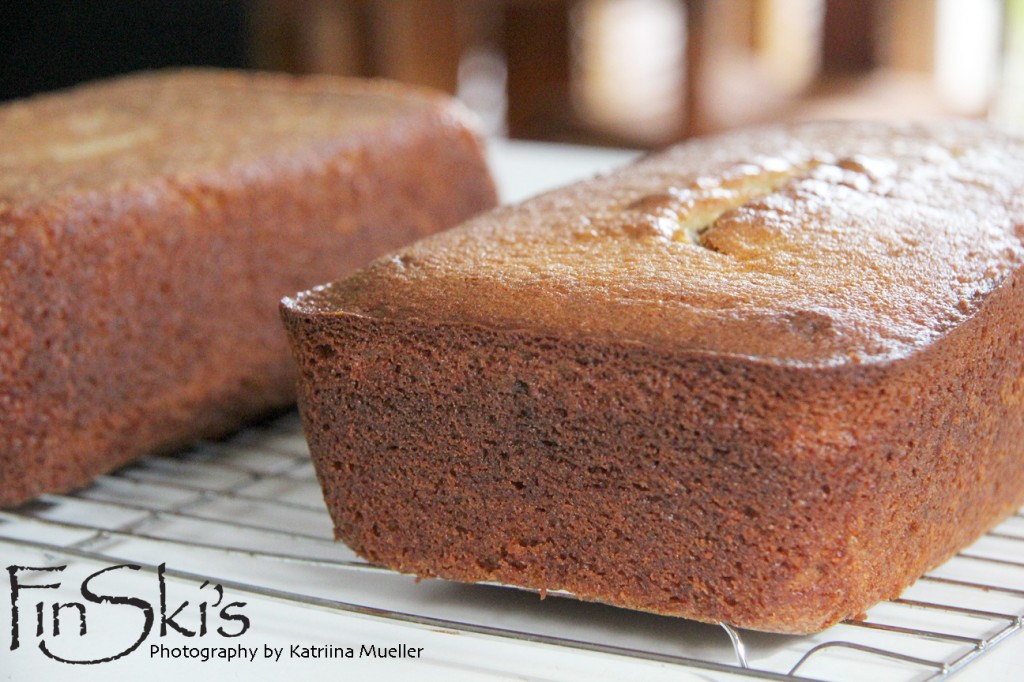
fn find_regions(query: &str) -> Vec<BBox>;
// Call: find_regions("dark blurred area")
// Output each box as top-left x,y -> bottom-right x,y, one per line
2,0 -> 1021,149
0,0 -> 247,99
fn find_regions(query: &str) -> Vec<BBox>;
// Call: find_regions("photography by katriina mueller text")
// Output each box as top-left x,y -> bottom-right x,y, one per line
6,561 -> 426,667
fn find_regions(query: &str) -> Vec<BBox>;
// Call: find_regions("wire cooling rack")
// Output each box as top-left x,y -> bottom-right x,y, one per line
1,412 -> 1023,681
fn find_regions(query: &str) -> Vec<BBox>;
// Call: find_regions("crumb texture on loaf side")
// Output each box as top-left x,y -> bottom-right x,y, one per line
286,271 -> 1024,634
0,70 -> 497,507
282,121 -> 1024,633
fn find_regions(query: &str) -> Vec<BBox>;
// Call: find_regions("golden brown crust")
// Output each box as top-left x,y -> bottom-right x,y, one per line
0,69 -> 497,507
292,121 -> 1024,366
282,121 -> 1024,633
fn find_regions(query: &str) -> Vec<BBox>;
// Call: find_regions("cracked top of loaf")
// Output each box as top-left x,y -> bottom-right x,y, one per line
0,68 -> 471,208
285,121 -> 1024,367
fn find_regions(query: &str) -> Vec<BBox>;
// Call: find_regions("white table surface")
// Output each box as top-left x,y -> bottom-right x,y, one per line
2,139 -> 1022,682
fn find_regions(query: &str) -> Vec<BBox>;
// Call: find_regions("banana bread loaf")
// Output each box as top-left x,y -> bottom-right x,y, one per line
281,121 -> 1024,634
0,69 -> 497,507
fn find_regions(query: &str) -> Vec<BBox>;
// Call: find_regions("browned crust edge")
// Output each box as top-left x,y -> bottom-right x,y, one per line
0,88 -> 497,508
281,270 -> 1024,634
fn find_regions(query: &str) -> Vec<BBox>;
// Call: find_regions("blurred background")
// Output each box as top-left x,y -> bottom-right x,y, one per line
2,0 -> 1022,149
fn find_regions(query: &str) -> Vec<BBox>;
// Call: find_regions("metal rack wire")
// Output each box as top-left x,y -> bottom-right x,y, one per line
2,411 -> 1022,681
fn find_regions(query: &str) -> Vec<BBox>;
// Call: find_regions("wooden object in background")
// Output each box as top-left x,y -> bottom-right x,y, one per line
248,0 -> 992,148
505,1 -> 574,141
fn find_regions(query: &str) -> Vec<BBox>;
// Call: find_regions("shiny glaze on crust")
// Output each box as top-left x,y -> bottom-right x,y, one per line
289,121 -> 1024,366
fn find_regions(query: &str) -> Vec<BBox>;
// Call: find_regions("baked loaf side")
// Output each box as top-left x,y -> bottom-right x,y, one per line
281,121 -> 1024,634
0,69 -> 497,507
